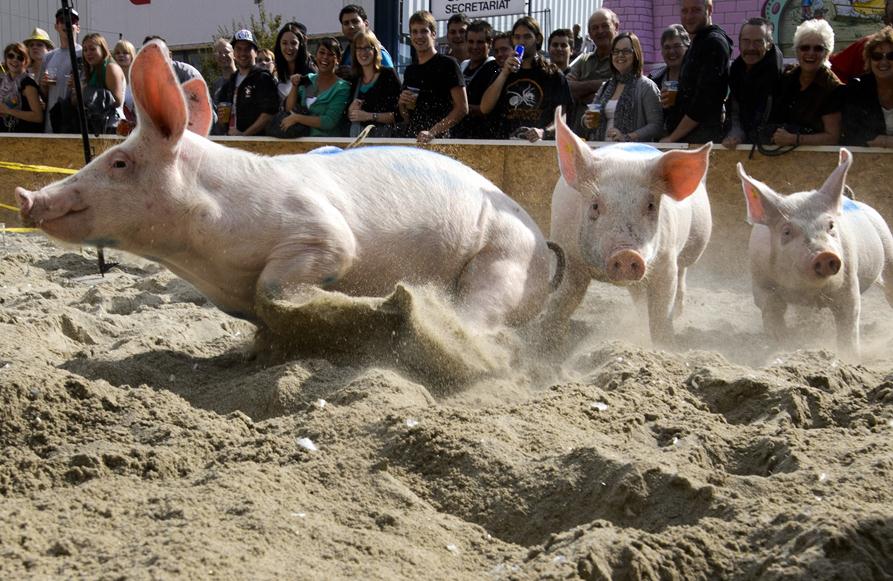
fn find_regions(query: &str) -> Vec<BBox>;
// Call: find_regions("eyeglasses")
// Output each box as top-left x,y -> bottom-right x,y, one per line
356,46 -> 375,53
797,44 -> 826,53
870,50 -> 893,62
5,53 -> 25,61
612,48 -> 633,56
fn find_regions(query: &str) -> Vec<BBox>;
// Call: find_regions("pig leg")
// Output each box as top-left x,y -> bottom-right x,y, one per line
832,282 -> 862,359
539,258 -> 593,331
456,236 -> 554,328
645,267 -> 679,347
753,283 -> 788,343
672,266 -> 688,320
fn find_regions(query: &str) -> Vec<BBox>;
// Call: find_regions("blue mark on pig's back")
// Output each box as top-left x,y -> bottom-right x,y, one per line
843,198 -> 863,213
597,142 -> 660,160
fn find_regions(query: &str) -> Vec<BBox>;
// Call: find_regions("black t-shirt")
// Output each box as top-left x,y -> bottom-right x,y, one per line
493,63 -> 572,138
1,75 -> 43,133
401,53 -> 464,136
453,59 -> 500,139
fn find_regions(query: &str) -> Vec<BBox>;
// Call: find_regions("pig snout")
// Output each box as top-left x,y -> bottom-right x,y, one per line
812,251 -> 841,278
14,186 -> 85,227
607,249 -> 646,282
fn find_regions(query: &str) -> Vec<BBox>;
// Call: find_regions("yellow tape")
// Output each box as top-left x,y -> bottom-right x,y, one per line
0,202 -> 18,212
4,227 -> 38,233
0,161 -> 79,175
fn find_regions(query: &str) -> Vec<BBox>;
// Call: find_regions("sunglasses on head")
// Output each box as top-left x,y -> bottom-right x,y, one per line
870,50 -> 893,62
5,52 -> 25,61
797,44 -> 826,53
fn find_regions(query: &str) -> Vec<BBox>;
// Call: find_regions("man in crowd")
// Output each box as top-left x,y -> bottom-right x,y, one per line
722,18 -> 783,147
38,8 -> 81,133
492,32 -> 514,69
214,29 -> 278,136
566,9 -> 619,134
210,37 -> 236,106
548,28 -> 574,74
338,4 -> 394,76
399,10 -> 467,143
453,20 -> 500,139
480,16 -> 572,141
831,0 -> 893,83
571,23 -> 584,59
661,0 -> 732,144
447,13 -> 469,62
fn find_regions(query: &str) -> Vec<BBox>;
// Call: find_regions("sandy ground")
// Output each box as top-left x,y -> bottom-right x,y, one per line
1,232 -> 892,580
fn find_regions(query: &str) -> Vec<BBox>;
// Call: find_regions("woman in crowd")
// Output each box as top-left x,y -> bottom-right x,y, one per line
649,24 -> 689,90
257,48 -> 276,75
72,33 -> 126,133
843,26 -> 893,148
769,18 -> 843,146
584,32 -> 663,142
278,37 -> 350,138
0,42 -> 44,132
273,22 -> 316,105
113,39 -> 136,128
23,28 -> 53,80
347,30 -> 401,137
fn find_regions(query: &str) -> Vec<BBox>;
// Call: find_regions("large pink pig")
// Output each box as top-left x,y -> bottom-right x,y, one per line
543,107 -> 712,345
16,42 -> 559,332
738,149 -> 893,358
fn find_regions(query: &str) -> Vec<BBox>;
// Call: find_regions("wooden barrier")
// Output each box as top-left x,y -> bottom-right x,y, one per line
2,135 -> 891,276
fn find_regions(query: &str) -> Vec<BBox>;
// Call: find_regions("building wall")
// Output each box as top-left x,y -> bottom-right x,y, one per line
0,0 -> 368,48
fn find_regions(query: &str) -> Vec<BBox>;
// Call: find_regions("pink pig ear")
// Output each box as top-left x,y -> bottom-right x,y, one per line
182,78 -> 212,137
655,142 -> 711,202
554,105 -> 595,190
737,162 -> 779,225
130,41 -> 187,143
817,148 -> 852,212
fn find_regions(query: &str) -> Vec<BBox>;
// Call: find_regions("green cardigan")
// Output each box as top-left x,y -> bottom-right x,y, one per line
299,73 -> 351,137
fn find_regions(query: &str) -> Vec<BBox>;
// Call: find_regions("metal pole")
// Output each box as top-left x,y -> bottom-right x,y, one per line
59,0 -> 116,275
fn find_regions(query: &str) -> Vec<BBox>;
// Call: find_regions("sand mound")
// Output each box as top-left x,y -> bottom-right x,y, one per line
1,234 -> 892,579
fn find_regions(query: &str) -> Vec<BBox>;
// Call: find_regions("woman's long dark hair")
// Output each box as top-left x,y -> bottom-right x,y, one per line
273,22 -> 313,82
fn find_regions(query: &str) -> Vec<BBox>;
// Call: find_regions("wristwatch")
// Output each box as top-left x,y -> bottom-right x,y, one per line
372,112 -> 378,122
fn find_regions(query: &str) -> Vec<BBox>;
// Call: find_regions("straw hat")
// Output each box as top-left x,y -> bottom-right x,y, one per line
24,28 -> 55,50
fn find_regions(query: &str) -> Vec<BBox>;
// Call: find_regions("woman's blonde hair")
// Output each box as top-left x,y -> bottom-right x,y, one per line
112,39 -> 135,72
351,30 -> 382,78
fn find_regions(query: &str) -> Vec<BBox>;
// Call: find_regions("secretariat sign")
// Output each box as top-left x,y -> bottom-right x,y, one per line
430,0 -> 526,20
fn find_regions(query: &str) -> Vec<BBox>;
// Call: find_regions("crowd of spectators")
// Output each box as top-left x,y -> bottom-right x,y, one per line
2,1 -> 892,149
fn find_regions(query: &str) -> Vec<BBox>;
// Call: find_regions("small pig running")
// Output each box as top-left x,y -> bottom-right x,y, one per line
738,149 -> 893,358
544,107 -> 713,345
15,42 -> 559,334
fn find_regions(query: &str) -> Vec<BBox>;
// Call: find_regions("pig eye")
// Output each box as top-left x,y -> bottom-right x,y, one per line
589,201 -> 600,219
113,160 -> 127,169
781,224 -> 793,239
828,219 -> 835,232
647,201 -> 656,212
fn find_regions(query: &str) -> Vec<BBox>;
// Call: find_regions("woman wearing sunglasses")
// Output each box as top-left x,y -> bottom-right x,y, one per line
843,26 -> 893,148
769,18 -> 843,146
0,43 -> 44,132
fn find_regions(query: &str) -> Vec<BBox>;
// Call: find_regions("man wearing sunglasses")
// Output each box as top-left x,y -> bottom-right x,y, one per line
661,0 -> 732,144
37,8 -> 82,133
831,0 -> 893,83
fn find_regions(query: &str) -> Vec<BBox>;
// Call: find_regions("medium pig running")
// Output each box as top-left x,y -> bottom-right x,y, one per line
544,107 -> 712,345
15,42 -> 558,332
738,149 -> 893,358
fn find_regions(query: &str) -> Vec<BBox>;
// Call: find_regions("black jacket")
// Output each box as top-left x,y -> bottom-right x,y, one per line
727,43 -> 783,141
218,67 -> 279,133
842,73 -> 888,147
673,24 -> 733,131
